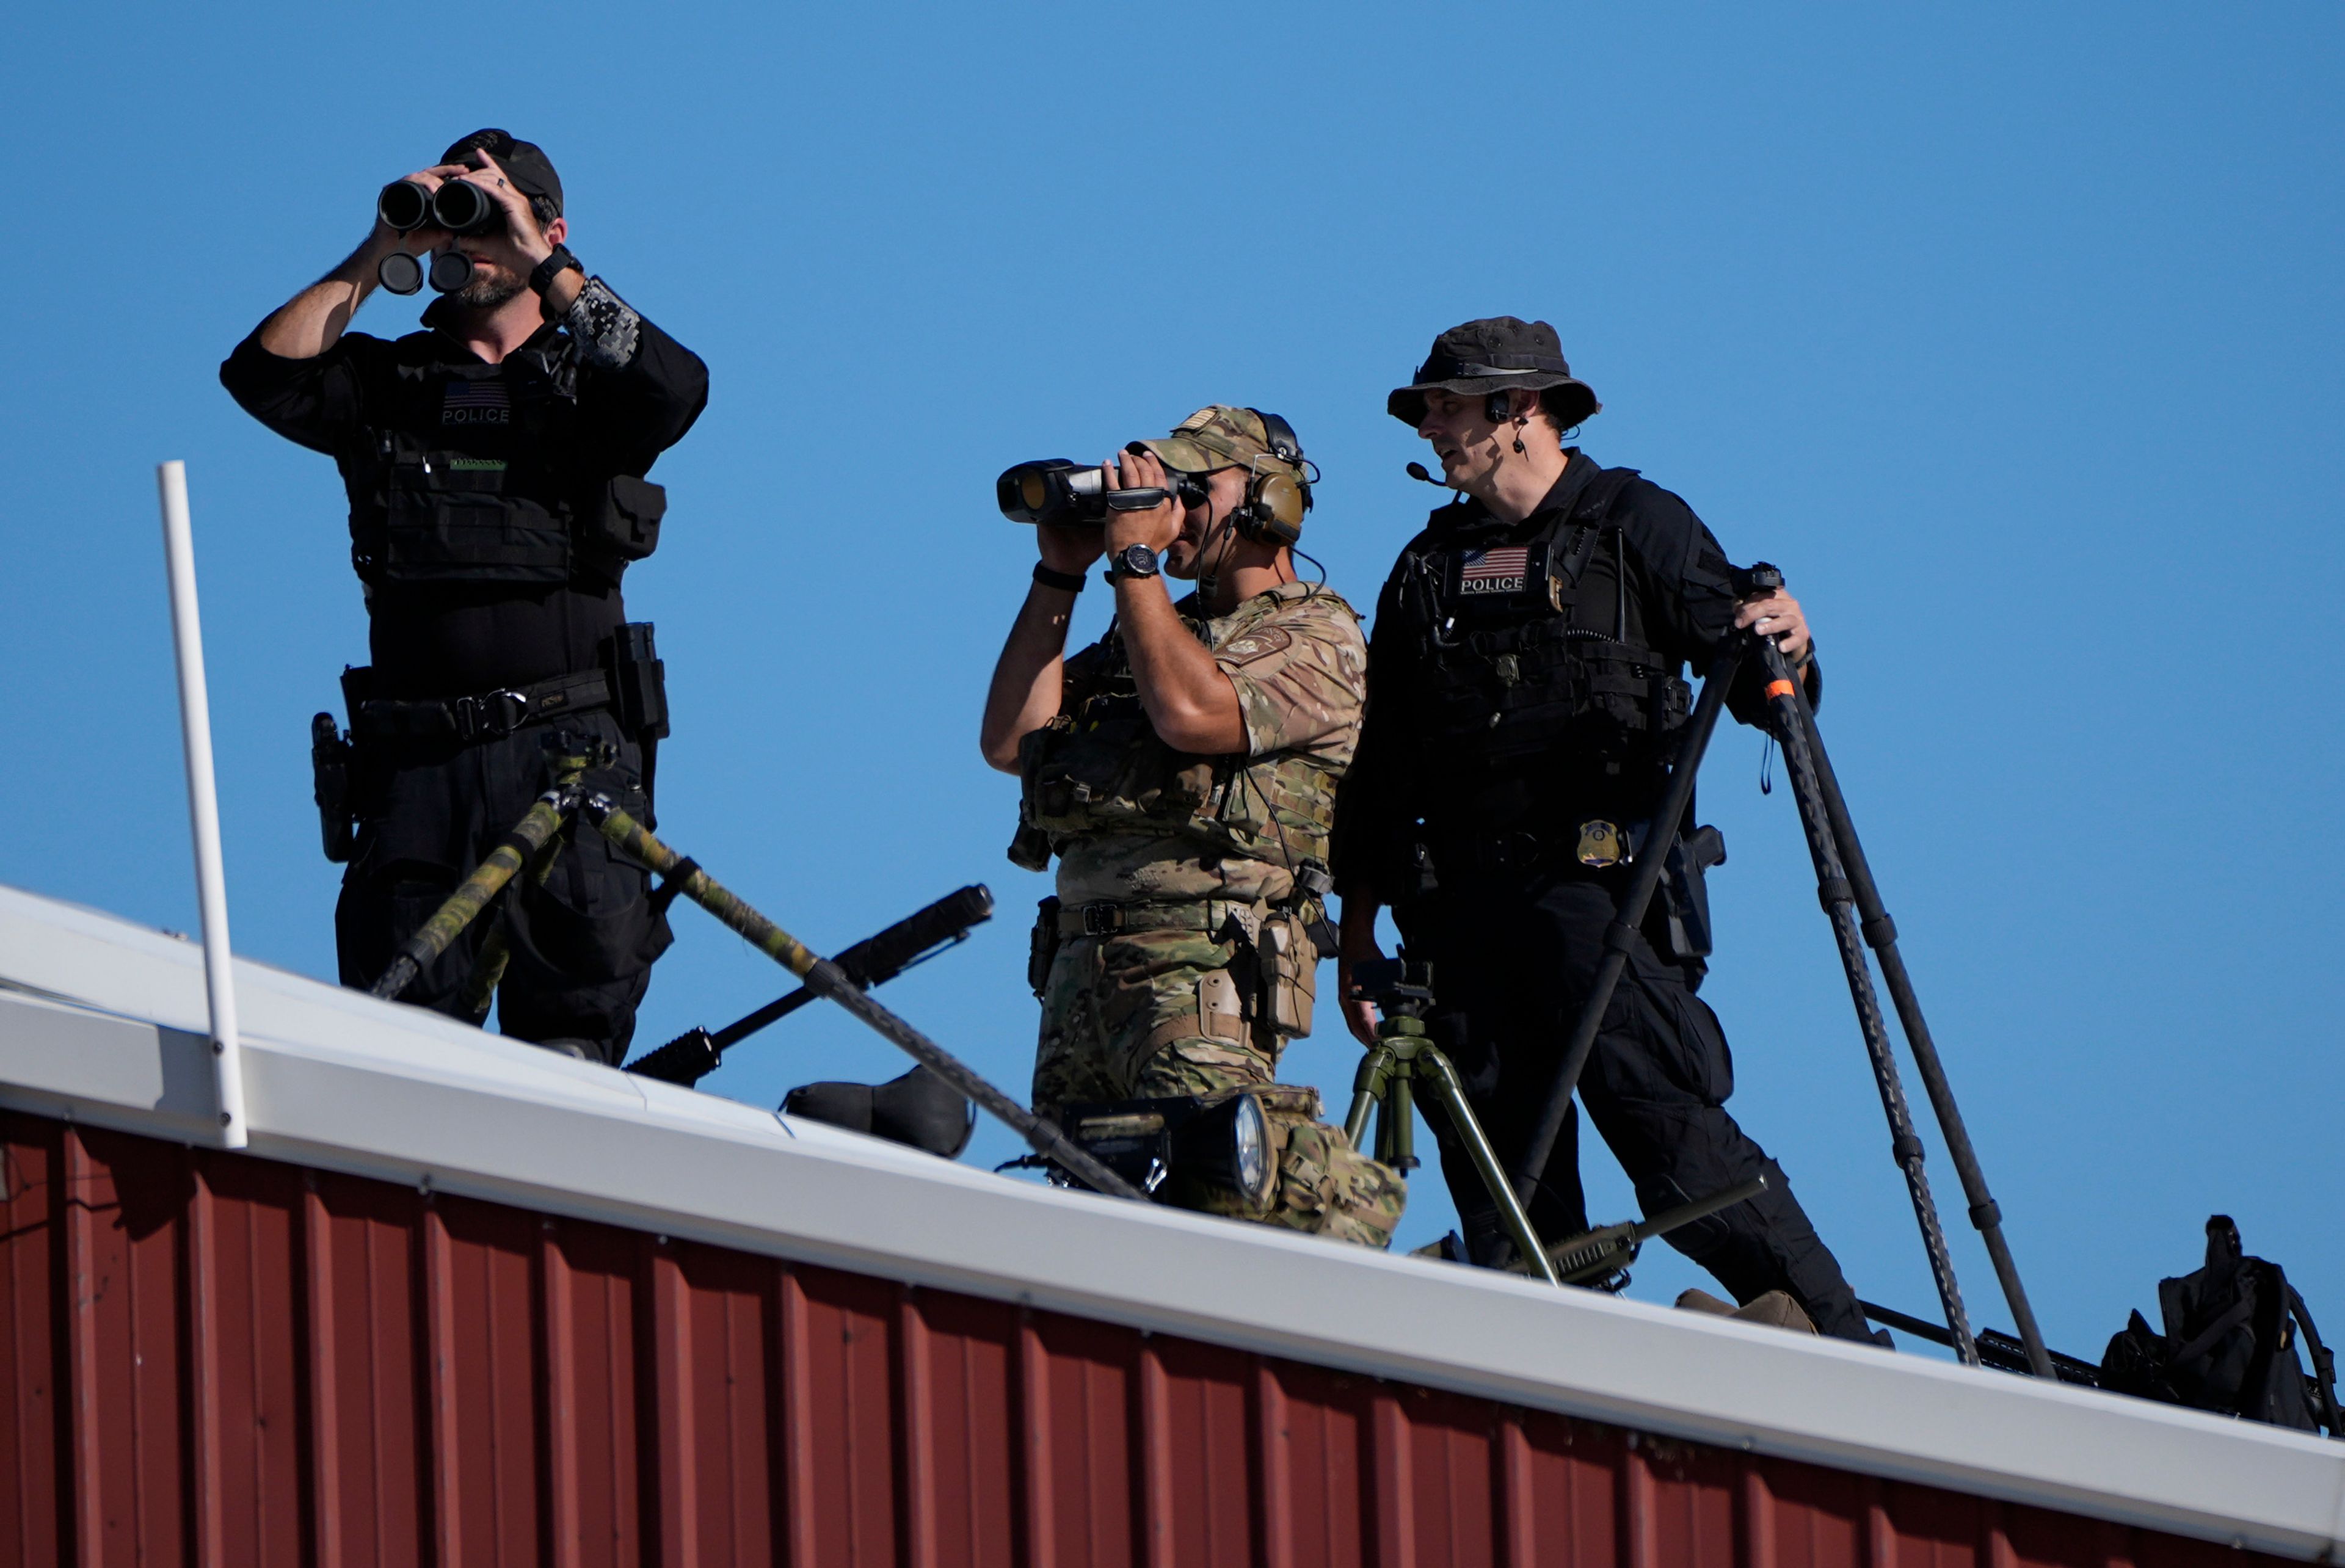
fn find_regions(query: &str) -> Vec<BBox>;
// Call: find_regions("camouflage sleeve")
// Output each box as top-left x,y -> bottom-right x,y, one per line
1216,595 -> 1367,763
561,277 -> 644,370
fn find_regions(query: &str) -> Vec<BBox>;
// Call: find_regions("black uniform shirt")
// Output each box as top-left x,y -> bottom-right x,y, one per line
220,285 -> 708,698
1332,451 -> 1819,890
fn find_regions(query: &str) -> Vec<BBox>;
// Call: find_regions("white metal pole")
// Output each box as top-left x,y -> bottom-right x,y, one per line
157,460 -> 249,1150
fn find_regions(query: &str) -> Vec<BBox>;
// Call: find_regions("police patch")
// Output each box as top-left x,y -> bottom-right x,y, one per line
1218,627 -> 1293,666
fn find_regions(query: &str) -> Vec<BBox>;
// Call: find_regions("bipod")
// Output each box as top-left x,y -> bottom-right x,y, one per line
369,738 -> 603,1006
1347,959 -> 1561,1287
1512,602 -> 1758,1208
572,793 -> 1142,1200
364,760 -> 1142,1200
1541,1174 -> 1769,1289
1754,634 -> 2053,1378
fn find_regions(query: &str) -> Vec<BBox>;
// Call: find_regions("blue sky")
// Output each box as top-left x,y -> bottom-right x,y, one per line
4,2 -> 2339,1366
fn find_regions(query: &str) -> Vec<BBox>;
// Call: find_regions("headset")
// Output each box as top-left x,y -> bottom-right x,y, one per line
1229,408 -> 1315,548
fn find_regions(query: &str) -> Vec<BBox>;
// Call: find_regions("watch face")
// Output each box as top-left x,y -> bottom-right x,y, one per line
1119,545 -> 1159,576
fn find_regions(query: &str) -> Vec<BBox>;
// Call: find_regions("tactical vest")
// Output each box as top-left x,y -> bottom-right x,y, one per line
346,346 -> 664,590
1395,468 -> 1692,817
1017,594 -> 1342,871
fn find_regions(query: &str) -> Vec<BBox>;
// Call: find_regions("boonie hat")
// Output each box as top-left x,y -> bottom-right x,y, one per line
440,128 -> 564,217
1135,406 -> 1306,481
1386,316 -> 1601,429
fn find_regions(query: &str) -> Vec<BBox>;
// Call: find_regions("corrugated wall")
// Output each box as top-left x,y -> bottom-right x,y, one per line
0,1109 -> 2281,1567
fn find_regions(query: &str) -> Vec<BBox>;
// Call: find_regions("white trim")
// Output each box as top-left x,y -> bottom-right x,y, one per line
2,881 -> 2340,1561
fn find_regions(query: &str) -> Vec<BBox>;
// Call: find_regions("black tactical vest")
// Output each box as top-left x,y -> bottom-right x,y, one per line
1392,467 -> 1692,819
345,341 -> 663,590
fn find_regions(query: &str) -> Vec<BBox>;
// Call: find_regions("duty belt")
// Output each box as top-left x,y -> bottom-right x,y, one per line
1055,895 -> 1314,941
354,669 -> 613,745
1433,821 -> 1649,877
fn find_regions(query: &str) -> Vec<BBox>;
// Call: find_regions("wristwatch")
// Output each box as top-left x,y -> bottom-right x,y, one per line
1107,543 -> 1161,583
528,244 -> 584,297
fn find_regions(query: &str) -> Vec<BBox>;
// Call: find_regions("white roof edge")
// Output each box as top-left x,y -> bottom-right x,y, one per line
3,880 -> 2340,1561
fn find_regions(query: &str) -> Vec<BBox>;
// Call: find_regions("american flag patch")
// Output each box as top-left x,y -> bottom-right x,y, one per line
442,377 -> 512,425
1457,545 -> 1531,593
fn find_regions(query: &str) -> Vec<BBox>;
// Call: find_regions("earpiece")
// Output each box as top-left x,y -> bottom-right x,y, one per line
1231,409 -> 1314,547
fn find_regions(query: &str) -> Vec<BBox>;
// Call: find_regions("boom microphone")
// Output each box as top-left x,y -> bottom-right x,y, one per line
1405,462 -> 1452,487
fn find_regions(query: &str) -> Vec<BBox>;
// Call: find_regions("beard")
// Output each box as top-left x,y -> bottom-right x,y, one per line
449,267 -> 526,310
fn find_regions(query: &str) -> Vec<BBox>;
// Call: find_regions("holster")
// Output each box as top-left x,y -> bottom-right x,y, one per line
1027,896 -> 1061,998
1659,824 -> 1728,964
599,622 -> 669,742
309,711 -> 356,863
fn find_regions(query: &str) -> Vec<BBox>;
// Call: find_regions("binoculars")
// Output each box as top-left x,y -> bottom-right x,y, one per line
377,177 -> 501,237
997,454 -> 1207,528
374,179 -> 501,296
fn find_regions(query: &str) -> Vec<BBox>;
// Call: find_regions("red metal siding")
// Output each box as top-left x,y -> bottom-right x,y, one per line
0,1108 -> 2291,1568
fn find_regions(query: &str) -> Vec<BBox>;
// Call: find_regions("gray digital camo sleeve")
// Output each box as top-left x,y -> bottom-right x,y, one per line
561,277 -> 643,370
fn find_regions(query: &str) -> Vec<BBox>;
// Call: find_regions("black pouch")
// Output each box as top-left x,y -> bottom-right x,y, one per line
1027,896 -> 1061,998
1006,818 -> 1053,873
584,474 -> 666,562
380,442 -> 572,584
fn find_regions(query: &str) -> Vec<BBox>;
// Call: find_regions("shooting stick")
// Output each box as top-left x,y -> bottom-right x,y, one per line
1756,637 -> 2052,1378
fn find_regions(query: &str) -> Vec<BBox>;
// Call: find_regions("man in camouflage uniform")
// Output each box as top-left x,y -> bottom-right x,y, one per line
981,407 -> 1404,1246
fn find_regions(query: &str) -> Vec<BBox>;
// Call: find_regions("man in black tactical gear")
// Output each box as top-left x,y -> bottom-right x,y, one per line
221,129 -> 708,1065
1332,316 -> 1875,1341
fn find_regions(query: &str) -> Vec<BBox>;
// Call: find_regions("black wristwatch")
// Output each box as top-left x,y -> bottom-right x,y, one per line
528,244 -> 584,297
1106,543 -> 1161,583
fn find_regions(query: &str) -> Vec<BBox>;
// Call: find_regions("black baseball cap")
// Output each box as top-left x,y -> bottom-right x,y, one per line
440,128 -> 563,217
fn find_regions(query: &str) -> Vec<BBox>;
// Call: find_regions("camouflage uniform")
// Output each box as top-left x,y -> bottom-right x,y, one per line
1015,432 -> 1405,1246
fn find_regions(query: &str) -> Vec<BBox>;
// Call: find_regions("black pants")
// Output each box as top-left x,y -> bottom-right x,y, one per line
335,708 -> 670,1065
1395,863 -> 1872,1342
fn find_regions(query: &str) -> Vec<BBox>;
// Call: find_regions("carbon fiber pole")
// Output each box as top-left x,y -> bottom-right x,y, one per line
578,794 -> 1144,1202
1755,639 -> 1979,1366
1511,633 -> 1749,1207
371,783 -> 580,1003
1774,655 -> 2055,1379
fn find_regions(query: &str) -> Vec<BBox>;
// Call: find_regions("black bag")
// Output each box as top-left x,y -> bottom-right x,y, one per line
2100,1216 -> 2341,1436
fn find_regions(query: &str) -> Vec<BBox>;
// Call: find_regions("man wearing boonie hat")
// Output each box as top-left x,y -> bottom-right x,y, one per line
220,129 -> 707,1065
1331,318 -> 1878,1340
981,407 -> 1406,1247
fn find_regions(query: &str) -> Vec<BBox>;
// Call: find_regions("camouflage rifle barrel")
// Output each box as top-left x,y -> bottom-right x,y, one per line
371,785 -> 578,1001
581,796 -> 1145,1201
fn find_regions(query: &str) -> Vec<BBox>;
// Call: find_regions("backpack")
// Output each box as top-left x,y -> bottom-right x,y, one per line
2100,1215 -> 2341,1437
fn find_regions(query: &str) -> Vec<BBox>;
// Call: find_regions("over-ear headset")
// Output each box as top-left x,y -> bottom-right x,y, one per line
1229,408 -> 1314,548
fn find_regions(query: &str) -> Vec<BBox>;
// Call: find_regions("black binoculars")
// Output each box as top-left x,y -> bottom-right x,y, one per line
377,177 -> 501,237
997,454 -> 1207,527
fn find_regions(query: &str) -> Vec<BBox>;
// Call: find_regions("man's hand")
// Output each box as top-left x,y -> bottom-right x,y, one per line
1102,448 -> 1187,558
1036,511 -> 1105,577
368,161 -> 470,256
1337,895 -> 1386,1049
461,147 -> 554,266
1734,586 -> 1812,666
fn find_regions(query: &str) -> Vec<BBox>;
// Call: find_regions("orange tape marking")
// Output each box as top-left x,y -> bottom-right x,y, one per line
1765,680 -> 1797,699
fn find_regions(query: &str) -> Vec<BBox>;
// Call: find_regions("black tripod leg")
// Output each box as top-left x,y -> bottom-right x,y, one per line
1775,659 -> 2056,1379
1512,636 -> 1748,1206
1756,641 -> 1979,1365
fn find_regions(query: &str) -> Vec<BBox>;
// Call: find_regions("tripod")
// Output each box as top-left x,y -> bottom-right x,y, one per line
1347,960 -> 1562,1287
365,735 -> 1143,1203
1512,581 -> 2054,1376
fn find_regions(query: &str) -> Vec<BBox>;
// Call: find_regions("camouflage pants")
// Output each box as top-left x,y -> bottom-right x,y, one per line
1033,926 -> 1405,1249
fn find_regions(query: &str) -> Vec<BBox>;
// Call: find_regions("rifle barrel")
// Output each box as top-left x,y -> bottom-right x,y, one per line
627,885 -> 995,1081
1631,1173 -> 1767,1244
